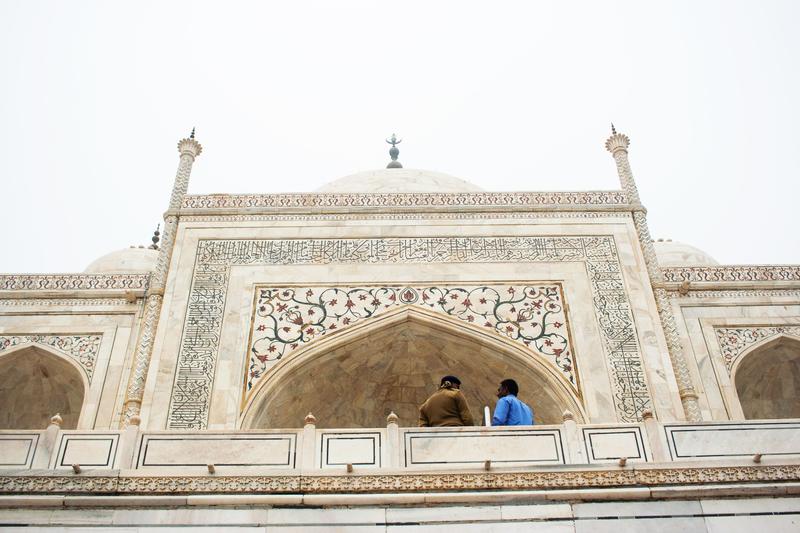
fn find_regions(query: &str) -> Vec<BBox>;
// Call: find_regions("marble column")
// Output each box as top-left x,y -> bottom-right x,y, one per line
605,130 -> 701,421
120,133 -> 202,427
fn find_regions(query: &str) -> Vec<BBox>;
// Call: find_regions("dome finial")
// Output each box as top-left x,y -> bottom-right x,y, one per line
611,122 -> 617,135
190,127 -> 195,139
149,224 -> 161,250
386,133 -> 403,169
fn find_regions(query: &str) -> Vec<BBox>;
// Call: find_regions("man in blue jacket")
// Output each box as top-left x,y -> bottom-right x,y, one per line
491,379 -> 534,426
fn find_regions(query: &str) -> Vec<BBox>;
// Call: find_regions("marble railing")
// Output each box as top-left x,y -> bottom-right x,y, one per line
2,418 -> 799,473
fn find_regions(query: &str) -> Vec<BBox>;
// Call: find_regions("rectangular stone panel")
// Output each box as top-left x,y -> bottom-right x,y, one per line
0,433 -> 39,468
54,433 -> 120,469
136,433 -> 298,468
664,422 -> 800,460
582,426 -> 648,464
403,428 -> 564,467
320,432 -> 382,468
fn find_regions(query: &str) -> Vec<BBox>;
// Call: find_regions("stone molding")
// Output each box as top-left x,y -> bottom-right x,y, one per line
0,274 -> 150,292
662,266 -> 800,284
667,289 -> 800,299
0,334 -> 102,382
168,236 -> 652,429
181,211 -> 631,223
181,191 -> 630,210
0,464 -> 798,494
714,325 -> 800,374
0,298 -> 131,307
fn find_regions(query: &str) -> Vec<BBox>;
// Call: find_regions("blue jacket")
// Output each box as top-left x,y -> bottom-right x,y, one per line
492,394 -> 534,426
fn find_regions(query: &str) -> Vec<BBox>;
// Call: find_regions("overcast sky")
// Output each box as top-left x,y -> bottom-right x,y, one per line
1,1 -> 798,273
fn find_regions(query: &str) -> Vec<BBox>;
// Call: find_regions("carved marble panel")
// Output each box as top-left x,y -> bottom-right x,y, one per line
167,236 -> 651,429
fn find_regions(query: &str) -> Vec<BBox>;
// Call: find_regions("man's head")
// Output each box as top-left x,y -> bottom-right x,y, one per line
440,375 -> 462,389
497,378 -> 519,398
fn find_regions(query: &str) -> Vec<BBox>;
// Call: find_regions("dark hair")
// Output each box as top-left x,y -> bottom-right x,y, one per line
500,379 -> 519,396
441,375 -> 461,386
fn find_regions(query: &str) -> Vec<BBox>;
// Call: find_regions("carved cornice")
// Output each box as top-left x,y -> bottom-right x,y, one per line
667,289 -> 800,299
0,298 -> 132,307
0,274 -> 150,292
1,464 -> 798,494
181,191 -> 630,211
662,266 -> 800,284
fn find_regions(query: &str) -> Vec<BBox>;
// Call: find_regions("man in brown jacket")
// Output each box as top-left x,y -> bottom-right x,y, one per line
418,375 -> 475,427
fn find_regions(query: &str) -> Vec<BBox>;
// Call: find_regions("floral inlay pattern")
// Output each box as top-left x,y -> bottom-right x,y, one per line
247,284 -> 574,393
714,326 -> 800,374
0,335 -> 102,382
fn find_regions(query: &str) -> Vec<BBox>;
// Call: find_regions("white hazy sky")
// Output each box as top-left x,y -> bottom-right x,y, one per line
1,1 -> 798,273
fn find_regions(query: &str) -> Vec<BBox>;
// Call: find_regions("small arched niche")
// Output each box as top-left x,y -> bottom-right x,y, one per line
0,345 -> 86,429
734,335 -> 800,420
242,307 -> 584,429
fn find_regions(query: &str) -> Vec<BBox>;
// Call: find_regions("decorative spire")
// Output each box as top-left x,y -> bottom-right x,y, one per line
149,224 -> 161,250
605,124 -> 630,155
386,133 -> 403,169
190,127 -> 195,139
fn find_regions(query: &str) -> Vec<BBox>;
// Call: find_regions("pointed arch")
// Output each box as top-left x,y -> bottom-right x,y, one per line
240,305 -> 585,429
732,334 -> 800,420
0,343 -> 88,429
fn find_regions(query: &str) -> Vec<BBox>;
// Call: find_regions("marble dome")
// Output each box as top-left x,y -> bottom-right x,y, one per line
653,239 -> 718,267
315,168 -> 484,193
84,247 -> 158,273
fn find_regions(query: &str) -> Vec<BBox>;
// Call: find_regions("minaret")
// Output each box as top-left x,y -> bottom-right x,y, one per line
121,130 -> 202,427
605,126 -> 702,422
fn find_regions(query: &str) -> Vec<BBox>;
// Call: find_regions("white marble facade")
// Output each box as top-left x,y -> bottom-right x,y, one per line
1,132 -> 799,525
1,132 -> 798,433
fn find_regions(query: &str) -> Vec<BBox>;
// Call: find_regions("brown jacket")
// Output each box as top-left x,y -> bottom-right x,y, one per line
418,386 -> 475,427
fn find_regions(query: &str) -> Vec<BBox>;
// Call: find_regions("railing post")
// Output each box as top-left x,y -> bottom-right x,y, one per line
33,413 -> 62,469
386,411 -> 400,468
116,415 -> 141,469
641,409 -> 669,462
301,413 -> 317,471
561,410 -> 586,464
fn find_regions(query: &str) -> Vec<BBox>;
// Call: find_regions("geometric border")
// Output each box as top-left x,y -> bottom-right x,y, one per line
582,427 -> 648,464
664,422 -> 800,461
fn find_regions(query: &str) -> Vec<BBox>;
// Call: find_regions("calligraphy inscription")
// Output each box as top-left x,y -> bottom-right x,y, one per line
168,237 -> 651,428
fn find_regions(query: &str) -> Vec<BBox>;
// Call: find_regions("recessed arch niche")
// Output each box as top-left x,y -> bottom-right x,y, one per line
0,345 -> 86,429
241,307 -> 584,429
733,335 -> 800,420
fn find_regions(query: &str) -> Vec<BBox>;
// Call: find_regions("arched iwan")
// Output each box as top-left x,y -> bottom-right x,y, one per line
732,334 -> 800,420
241,306 -> 585,429
0,343 -> 88,429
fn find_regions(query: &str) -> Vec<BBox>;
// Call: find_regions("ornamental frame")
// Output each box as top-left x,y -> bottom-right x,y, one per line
714,325 -> 800,375
0,334 -> 102,382
244,283 -> 579,405
166,236 -> 653,429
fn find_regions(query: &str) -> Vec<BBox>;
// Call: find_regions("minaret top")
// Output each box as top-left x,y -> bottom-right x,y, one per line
605,124 -> 630,155
386,133 -> 402,169
178,128 -> 202,158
